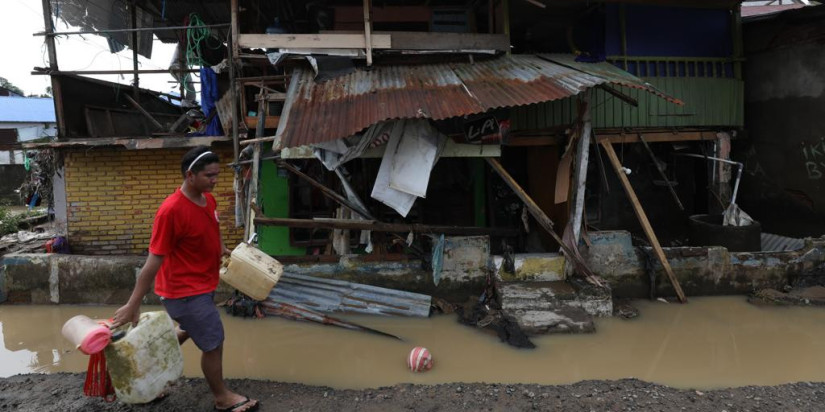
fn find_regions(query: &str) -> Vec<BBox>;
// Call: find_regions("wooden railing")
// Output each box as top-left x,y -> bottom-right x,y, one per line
606,56 -> 743,79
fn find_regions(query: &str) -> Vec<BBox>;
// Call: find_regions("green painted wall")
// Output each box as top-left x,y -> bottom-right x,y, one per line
511,77 -> 744,131
258,158 -> 306,256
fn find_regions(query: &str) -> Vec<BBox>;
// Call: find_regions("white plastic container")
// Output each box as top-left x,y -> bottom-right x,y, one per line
104,311 -> 183,404
220,242 -> 283,301
61,315 -> 112,355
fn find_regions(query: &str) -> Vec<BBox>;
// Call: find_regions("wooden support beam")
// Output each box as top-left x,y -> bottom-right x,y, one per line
599,131 -> 718,143
570,96 -> 592,242
377,32 -> 510,52
124,94 -> 164,130
597,138 -> 688,303
130,0 -> 139,100
231,0 -> 240,59
598,84 -> 638,107
485,158 -> 602,286
277,161 -> 375,221
639,135 -> 684,211
239,33 -> 392,49
41,0 -> 66,137
363,0 -> 374,66
254,217 -> 521,237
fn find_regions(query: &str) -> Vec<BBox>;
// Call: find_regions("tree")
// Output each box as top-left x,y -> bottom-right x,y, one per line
0,77 -> 25,96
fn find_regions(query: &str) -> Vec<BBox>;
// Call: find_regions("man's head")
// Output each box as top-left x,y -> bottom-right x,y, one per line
181,146 -> 220,193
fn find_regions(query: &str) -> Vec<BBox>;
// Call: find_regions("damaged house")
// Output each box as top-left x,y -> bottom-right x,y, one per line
8,0 -> 825,338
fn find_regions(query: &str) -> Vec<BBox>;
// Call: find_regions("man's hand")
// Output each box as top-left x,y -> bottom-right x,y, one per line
222,245 -> 231,257
111,303 -> 141,328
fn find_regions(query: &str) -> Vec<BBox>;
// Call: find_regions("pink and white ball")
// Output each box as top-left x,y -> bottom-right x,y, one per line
407,346 -> 433,372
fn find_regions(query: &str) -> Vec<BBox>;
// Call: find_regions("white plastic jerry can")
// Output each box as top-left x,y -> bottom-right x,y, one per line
104,311 -> 183,404
220,242 -> 284,301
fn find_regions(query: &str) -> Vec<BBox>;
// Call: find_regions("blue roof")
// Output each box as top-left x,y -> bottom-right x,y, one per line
0,96 -> 56,123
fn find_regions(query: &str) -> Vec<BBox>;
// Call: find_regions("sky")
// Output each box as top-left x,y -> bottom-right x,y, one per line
0,0 -> 180,97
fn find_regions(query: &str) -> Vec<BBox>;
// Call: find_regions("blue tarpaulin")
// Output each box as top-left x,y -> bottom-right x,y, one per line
200,67 -> 223,136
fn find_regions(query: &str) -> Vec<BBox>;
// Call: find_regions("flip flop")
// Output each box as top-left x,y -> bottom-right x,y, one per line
214,397 -> 259,412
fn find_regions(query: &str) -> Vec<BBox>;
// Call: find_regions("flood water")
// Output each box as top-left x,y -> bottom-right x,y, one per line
2,296 -> 825,390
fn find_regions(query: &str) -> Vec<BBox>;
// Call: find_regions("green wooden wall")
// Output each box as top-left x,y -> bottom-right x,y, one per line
511,77 -> 744,131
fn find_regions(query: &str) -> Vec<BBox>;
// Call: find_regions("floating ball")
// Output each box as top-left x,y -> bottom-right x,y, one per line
407,346 -> 433,372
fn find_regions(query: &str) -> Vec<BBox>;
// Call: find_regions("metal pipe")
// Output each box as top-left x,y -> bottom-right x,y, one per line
33,24 -> 230,37
674,152 -> 744,204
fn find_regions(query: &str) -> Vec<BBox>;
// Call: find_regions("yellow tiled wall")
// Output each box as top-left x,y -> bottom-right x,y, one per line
64,148 -> 243,255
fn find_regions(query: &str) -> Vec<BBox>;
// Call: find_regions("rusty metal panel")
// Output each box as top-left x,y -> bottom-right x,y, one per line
280,54 -> 682,148
268,272 -> 432,317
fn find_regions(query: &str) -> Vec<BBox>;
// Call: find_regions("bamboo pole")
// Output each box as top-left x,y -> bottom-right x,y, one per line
597,138 -> 687,303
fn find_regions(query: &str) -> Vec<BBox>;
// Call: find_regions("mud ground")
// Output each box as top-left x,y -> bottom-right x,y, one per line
2,373 -> 825,411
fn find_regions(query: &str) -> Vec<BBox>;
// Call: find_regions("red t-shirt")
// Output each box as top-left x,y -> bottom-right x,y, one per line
149,189 -> 222,298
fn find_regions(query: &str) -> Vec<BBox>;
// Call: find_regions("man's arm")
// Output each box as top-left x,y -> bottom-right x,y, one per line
111,253 -> 165,327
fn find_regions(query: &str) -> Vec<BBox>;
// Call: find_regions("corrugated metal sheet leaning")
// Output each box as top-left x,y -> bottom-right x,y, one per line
278,54 -> 682,148
267,272 -> 432,318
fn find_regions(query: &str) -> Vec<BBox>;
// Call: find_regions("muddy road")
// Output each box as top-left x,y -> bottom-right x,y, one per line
2,373 -> 824,411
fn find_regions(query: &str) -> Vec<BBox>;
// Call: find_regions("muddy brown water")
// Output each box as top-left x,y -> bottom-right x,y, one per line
2,296 -> 825,390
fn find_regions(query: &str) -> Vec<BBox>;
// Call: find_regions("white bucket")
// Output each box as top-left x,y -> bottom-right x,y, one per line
105,311 -> 183,404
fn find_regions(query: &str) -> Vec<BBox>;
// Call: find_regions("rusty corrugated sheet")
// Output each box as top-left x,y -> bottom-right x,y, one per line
280,54 -> 683,148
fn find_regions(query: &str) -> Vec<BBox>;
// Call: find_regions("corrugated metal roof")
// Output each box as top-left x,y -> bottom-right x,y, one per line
0,97 -> 56,123
279,54 -> 682,148
741,4 -> 805,18
761,233 -> 805,252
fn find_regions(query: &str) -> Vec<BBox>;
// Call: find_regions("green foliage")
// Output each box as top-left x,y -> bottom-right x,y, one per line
0,77 -> 25,96
0,206 -> 23,236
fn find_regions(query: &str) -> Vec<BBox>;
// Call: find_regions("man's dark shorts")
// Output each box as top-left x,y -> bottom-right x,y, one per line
161,292 -> 224,352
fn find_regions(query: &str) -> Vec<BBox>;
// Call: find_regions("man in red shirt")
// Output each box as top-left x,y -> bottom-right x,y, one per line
113,146 -> 258,412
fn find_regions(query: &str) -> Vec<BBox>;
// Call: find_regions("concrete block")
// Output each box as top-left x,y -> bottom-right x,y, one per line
2,254 -> 50,304
493,253 -> 565,282
440,236 -> 489,283
508,307 -> 595,335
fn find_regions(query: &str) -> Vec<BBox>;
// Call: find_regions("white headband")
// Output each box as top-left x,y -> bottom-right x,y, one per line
187,151 -> 214,172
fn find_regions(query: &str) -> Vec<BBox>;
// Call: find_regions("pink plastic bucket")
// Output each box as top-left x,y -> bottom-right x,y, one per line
61,315 -> 112,355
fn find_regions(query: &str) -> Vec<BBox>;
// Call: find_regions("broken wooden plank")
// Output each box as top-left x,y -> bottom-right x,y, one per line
238,33 -> 392,49
253,216 -> 521,236
597,138 -> 687,303
216,89 -> 234,136
277,161 -> 376,220
377,31 -> 510,52
124,94 -> 164,130
485,158 -> 603,286
244,115 -> 280,130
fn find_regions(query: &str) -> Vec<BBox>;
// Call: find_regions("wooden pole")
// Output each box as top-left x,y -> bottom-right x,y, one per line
254,217 -> 521,237
486,158 -> 602,286
244,143 -> 261,242
570,94 -> 591,242
639,135 -> 684,211
231,0 -> 240,59
277,161 -> 375,221
597,138 -> 687,303
40,0 -> 66,137
130,0 -> 140,100
124,95 -> 164,130
363,0 -> 374,66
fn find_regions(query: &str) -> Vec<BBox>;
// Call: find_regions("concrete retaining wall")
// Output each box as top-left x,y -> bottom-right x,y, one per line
3,230 -> 824,305
584,231 -> 824,298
